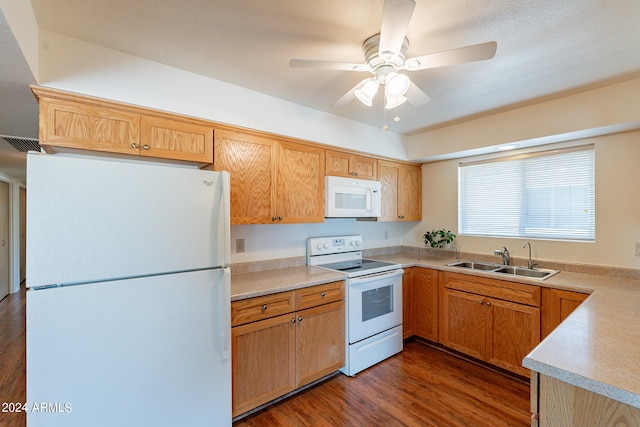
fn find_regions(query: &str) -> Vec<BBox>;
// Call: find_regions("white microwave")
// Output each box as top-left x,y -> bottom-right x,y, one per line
325,176 -> 381,218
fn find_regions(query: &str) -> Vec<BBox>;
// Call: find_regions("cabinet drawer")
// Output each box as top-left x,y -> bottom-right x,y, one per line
231,291 -> 295,327
442,272 -> 540,307
295,281 -> 345,310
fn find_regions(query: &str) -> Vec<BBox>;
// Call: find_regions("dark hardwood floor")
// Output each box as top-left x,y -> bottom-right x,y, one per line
0,288 -> 530,427
234,340 -> 530,427
0,288 -> 26,427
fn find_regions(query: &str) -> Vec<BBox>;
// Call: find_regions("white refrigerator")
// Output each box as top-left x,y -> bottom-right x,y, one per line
25,152 -> 232,426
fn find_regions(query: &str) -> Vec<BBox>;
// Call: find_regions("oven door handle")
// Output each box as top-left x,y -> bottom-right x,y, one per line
349,269 -> 403,284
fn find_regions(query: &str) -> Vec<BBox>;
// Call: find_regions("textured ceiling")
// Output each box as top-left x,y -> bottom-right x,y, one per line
1,0 -> 640,182
27,0 -> 640,134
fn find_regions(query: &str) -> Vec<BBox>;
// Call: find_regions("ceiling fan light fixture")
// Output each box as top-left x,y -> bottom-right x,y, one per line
354,79 -> 379,107
385,95 -> 407,109
384,72 -> 410,98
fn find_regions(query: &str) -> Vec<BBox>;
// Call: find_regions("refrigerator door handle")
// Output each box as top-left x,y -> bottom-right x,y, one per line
220,267 -> 231,360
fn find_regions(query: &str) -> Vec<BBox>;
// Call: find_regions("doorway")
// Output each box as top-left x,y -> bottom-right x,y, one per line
0,180 -> 9,300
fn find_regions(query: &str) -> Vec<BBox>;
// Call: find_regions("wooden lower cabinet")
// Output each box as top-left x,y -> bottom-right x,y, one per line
231,282 -> 345,417
541,287 -> 589,339
402,268 -> 414,339
412,268 -> 439,342
532,373 -> 640,427
231,313 -> 296,416
439,272 -> 540,377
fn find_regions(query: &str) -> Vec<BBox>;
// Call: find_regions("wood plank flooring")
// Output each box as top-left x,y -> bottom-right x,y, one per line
0,288 -> 26,427
0,288 -> 530,427
234,341 -> 531,427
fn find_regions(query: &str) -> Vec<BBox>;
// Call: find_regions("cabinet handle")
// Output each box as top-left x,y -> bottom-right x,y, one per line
486,301 -> 492,306
272,216 -> 277,222
290,318 -> 296,324
298,317 -> 303,322
531,413 -> 539,420
142,144 -> 150,150
278,216 -> 283,221
262,305 -> 267,311
131,143 -> 138,149
321,292 -> 326,297
479,299 -> 484,304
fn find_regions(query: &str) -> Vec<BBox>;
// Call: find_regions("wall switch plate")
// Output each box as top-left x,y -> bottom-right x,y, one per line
635,242 -> 640,257
236,238 -> 245,253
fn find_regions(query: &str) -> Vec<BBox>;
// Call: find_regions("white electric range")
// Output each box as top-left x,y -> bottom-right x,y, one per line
307,235 -> 404,376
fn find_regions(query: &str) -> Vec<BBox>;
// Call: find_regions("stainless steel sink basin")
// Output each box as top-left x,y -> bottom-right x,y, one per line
447,260 -> 559,280
447,260 -> 501,271
493,266 -> 559,279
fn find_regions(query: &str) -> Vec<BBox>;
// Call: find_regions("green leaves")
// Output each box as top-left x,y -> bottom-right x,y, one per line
423,229 -> 456,248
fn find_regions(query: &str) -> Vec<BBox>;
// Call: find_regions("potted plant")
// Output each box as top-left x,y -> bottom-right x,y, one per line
423,229 -> 456,249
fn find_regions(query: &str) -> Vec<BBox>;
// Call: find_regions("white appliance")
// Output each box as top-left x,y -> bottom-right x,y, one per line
25,152 -> 232,427
325,176 -> 381,218
306,235 -> 403,376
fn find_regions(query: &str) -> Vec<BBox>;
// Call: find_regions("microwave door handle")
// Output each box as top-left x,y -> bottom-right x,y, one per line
366,188 -> 371,211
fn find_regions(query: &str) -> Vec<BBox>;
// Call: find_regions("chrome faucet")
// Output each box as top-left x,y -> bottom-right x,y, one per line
494,247 -> 510,265
523,241 -> 538,269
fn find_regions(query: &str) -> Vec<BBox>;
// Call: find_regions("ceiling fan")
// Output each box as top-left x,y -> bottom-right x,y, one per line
289,0 -> 497,110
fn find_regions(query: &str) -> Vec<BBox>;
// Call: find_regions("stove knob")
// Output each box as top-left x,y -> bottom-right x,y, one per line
355,241 -> 361,246
323,243 -> 329,249
317,243 -> 324,250
350,241 -> 356,246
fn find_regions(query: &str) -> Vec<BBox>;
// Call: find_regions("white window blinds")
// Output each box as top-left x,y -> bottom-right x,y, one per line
458,145 -> 595,241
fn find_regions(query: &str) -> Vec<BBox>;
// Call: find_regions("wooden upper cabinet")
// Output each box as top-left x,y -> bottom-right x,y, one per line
140,115 -> 213,163
276,141 -> 325,223
214,130 -> 277,224
378,160 -> 421,221
214,130 -> 324,224
325,149 -> 377,180
38,96 -> 140,155
33,86 -> 213,164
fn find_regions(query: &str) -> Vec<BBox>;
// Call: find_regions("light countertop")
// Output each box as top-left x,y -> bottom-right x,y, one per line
231,252 -> 640,408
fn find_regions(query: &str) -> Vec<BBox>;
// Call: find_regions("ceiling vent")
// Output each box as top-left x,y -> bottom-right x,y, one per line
0,136 -> 41,153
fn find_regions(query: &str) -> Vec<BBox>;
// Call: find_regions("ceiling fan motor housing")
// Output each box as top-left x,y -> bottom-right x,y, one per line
362,33 -> 409,72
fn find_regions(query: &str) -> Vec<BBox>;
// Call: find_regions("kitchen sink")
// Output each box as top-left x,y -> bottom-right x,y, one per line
447,260 -> 501,271
494,266 -> 559,279
447,260 -> 559,280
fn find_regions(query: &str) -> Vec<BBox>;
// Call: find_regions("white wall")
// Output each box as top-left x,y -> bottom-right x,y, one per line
405,132 -> 640,269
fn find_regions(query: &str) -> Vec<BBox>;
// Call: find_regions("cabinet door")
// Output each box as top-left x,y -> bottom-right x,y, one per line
276,141 -> 325,223
440,288 -> 486,360
39,97 -> 140,155
325,150 -> 353,178
214,130 -> 277,224
402,268 -> 414,339
485,297 -> 540,377
296,301 -> 345,387
231,313 -> 296,417
140,115 -> 213,163
352,154 -> 377,180
377,160 -> 399,221
541,288 -> 588,339
397,164 -> 421,221
412,268 -> 439,342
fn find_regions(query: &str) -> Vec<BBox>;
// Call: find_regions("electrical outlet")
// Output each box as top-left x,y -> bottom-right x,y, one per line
236,238 -> 245,253
635,242 -> 640,257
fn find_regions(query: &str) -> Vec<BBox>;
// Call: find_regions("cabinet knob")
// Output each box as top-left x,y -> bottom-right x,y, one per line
531,413 -> 539,420
278,216 -> 283,221
131,143 -> 138,149
272,216 -> 277,222
290,318 -> 296,324
479,299 -> 484,304
262,305 -> 267,311
321,292 -> 326,297
298,317 -> 303,322
486,301 -> 492,306
142,144 -> 150,150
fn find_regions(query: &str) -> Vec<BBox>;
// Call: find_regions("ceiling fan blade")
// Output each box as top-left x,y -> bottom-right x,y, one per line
403,41 -> 497,71
406,81 -> 431,107
289,58 -> 370,72
331,79 -> 369,109
378,0 -> 416,57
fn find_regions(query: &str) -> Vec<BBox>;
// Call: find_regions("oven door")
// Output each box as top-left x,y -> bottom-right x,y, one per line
347,269 -> 403,344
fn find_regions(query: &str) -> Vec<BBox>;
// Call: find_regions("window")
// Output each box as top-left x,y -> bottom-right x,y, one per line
458,145 -> 595,241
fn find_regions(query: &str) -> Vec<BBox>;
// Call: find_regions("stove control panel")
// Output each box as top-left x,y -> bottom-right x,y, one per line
307,235 -> 362,256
